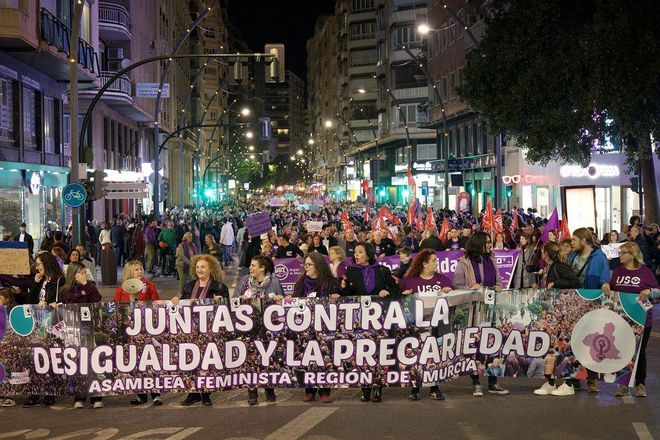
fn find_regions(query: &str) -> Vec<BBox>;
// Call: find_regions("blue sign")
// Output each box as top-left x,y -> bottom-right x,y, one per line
62,182 -> 87,208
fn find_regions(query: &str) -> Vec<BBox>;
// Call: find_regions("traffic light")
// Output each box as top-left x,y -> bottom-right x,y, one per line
92,170 -> 107,200
506,185 -> 513,198
465,181 -> 475,197
378,187 -> 386,197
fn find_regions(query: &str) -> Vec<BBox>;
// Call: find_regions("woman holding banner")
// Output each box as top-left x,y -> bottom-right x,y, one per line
400,249 -> 452,401
603,242 -> 658,398
342,242 -> 400,403
173,254 -> 228,406
235,255 -> 284,406
24,252 -> 64,407
294,252 -> 342,403
453,232 -> 510,397
59,263 -> 103,408
113,260 -> 162,406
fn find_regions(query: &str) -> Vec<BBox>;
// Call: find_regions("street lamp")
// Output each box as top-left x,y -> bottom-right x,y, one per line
249,154 -> 255,160
417,24 -> 431,35
248,145 -> 254,151
324,120 -> 333,128
245,131 -> 254,139
297,149 -> 303,155
308,138 -> 315,145
240,107 -> 251,116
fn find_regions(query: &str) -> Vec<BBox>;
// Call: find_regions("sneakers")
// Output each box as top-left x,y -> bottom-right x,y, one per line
1,398 -> 16,407
587,380 -> 600,393
429,387 -> 446,401
636,384 -> 647,397
265,388 -> 276,403
303,392 -> 315,402
371,387 -> 382,403
615,385 -> 629,397
248,389 -> 258,406
408,391 -> 421,401
42,396 -> 56,407
534,382 -> 556,396
473,385 -> 484,397
201,395 -> 213,406
74,401 -> 85,409
550,383 -> 575,396
130,397 -> 146,405
488,384 -> 509,395
320,394 -> 332,403
180,394 -> 201,406
93,400 -> 104,409
360,390 -> 371,402
152,397 -> 163,406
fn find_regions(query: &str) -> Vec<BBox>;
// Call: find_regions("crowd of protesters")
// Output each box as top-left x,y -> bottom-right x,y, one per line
1,195 -> 659,408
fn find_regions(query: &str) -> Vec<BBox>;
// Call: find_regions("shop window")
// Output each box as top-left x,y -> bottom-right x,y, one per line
0,77 -> 14,145
22,86 -> 38,150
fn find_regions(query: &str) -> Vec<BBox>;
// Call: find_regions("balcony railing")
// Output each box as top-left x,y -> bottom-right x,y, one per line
99,2 -> 131,39
100,71 -> 132,96
40,8 -> 99,74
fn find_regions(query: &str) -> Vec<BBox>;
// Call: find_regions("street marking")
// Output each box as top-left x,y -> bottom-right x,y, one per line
0,431 -> 33,439
160,428 -> 203,440
263,407 -> 338,440
651,332 -> 660,338
622,396 -> 635,404
633,423 -> 654,440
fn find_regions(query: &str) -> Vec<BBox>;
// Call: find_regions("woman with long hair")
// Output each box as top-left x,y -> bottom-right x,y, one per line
603,242 -> 658,398
308,235 -> 329,255
203,233 -> 222,260
400,249 -> 452,401
293,252 -> 341,403
59,262 -> 103,408
453,231 -> 509,397
24,252 -> 64,407
172,254 -> 228,407
342,242 -> 400,403
511,234 -> 535,289
176,231 -> 198,296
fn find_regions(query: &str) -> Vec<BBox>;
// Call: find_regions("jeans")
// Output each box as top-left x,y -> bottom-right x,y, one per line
471,375 -> 497,386
145,244 -> 157,272
222,244 -> 233,266
113,244 -> 123,267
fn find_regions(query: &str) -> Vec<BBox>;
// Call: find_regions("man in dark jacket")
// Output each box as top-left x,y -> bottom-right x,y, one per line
630,226 -> 651,267
419,227 -> 443,251
110,220 -> 126,267
14,223 -> 34,257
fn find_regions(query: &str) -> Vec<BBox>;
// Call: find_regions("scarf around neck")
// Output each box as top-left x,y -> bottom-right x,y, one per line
354,263 -> 378,294
191,279 -> 212,300
471,255 -> 497,287
247,274 -> 272,298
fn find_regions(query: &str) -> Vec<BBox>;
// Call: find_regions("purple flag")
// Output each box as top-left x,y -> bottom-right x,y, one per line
540,208 -> 559,242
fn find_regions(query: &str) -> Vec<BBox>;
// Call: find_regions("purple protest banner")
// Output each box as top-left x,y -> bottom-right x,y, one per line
245,212 -> 272,237
273,249 -> 520,293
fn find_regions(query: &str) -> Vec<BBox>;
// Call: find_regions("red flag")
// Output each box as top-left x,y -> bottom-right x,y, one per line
439,218 -> 450,244
511,211 -> 519,232
481,201 -> 494,232
340,211 -> 353,231
494,209 -> 504,234
425,207 -> 437,230
379,206 -> 399,225
560,214 -> 571,240
407,167 -> 416,198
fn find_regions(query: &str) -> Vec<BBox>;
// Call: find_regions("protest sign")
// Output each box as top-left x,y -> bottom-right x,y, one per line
601,243 -> 622,260
0,242 -> 30,275
245,212 -> 272,236
307,221 -> 324,232
273,249 -> 519,294
0,288 -> 645,396
269,197 -> 284,207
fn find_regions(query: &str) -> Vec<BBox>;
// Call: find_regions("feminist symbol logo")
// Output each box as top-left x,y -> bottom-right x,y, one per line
582,323 -> 621,363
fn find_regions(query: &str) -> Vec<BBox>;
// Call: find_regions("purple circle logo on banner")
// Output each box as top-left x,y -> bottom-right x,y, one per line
0,306 -> 6,342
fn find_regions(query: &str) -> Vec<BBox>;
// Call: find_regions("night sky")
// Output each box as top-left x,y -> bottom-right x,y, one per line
227,0 -> 335,81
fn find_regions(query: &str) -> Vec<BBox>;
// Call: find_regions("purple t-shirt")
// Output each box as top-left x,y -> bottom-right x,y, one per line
400,273 -> 452,295
610,265 -> 658,327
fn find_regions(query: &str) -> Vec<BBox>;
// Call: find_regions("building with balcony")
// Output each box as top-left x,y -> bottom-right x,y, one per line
264,71 -> 305,158
0,0 -> 101,243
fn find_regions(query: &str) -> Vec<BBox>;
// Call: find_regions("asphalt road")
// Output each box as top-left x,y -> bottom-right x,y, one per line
3,263 -> 657,440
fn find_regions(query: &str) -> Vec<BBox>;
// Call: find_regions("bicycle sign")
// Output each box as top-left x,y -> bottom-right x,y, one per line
62,183 -> 87,208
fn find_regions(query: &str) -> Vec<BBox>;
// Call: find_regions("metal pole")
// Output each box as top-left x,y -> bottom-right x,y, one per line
69,1 -> 84,246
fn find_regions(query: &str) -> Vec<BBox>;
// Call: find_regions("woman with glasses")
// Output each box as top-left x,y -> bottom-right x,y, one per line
454,231 -> 510,397
602,242 -> 658,398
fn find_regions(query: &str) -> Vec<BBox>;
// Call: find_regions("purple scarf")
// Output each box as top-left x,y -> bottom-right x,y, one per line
471,255 -> 497,287
183,242 -> 197,273
299,276 -> 332,297
354,263 -> 378,294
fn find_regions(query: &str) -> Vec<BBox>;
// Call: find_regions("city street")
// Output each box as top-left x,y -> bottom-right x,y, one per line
0,317 -> 657,439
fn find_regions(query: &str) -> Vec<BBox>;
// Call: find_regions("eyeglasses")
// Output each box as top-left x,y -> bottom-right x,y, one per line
304,263 -> 314,267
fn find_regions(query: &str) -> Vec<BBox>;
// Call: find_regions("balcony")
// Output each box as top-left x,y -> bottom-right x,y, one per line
36,8 -> 99,82
99,2 -> 131,41
392,86 -> 428,100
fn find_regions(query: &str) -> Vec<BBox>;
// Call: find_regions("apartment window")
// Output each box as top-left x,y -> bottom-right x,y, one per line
350,21 -> 375,40
449,71 -> 456,98
457,127 -> 465,157
351,102 -> 378,120
476,123 -> 483,154
351,0 -> 374,12
22,86 -> 37,150
394,103 -> 423,126
390,26 -> 422,50
0,77 -> 14,144
43,97 -> 55,153
349,76 -> 377,93
351,48 -> 377,66
416,143 -> 437,161
395,147 -> 406,164
81,1 -> 91,42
